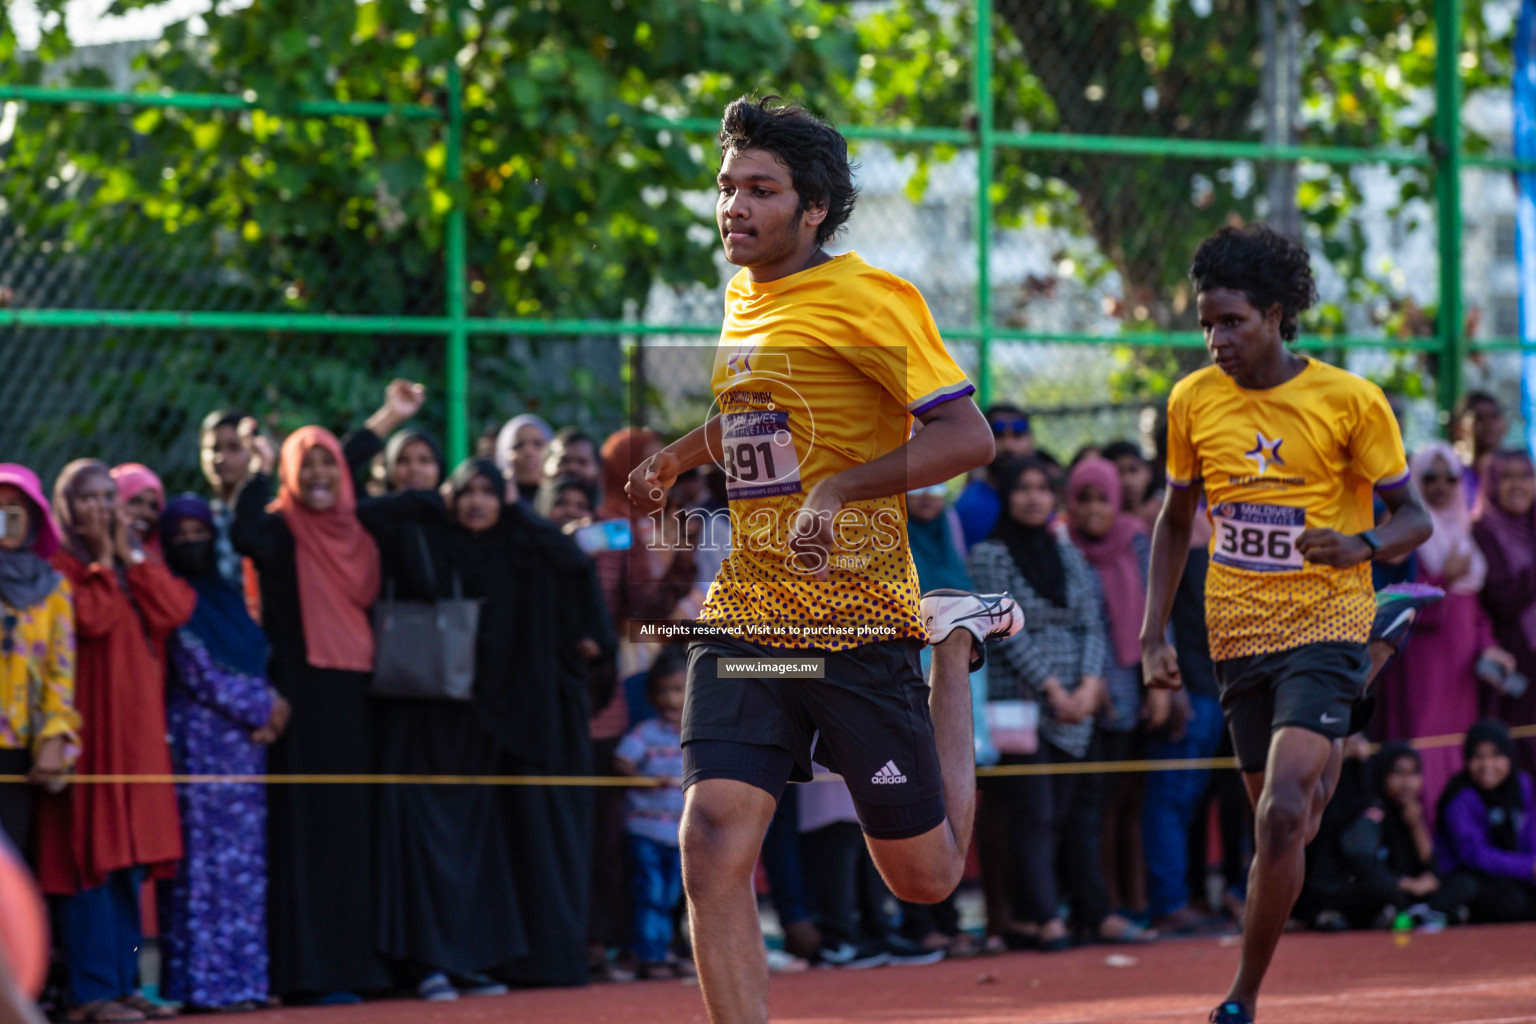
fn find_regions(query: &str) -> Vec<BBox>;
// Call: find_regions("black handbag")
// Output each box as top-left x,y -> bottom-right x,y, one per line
370,527 -> 480,701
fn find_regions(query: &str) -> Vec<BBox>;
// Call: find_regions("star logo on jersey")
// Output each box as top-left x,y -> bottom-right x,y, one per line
1245,433 -> 1285,475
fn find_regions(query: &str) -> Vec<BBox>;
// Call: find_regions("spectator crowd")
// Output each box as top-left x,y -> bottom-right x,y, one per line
0,380 -> 1534,1021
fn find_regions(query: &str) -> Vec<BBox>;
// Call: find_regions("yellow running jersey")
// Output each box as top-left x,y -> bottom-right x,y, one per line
695,252 -> 974,651
1165,359 -> 1409,661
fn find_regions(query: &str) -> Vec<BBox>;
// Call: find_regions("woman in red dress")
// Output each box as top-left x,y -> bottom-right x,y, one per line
35,460 -> 193,1024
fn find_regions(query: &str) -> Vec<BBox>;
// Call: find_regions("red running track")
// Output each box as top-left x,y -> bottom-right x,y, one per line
233,924 -> 1536,1023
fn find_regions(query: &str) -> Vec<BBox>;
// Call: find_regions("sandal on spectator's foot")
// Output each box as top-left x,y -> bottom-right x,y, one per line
416,973 -> 458,1002
765,948 -> 810,974
945,932 -> 983,958
117,994 -> 176,1019
297,991 -> 362,1006
997,926 -> 1042,951
449,972 -> 508,998
1096,918 -> 1157,944
1001,925 -> 1070,952
65,1000 -> 146,1023
589,959 -> 635,983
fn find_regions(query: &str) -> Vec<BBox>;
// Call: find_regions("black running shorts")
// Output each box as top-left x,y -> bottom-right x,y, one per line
681,637 -> 946,840
1215,641 -> 1371,774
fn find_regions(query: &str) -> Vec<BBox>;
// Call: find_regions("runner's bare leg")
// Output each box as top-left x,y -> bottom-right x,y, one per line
1367,639 -> 1394,682
681,779 -> 779,1024
1226,727 -> 1335,1015
866,630 -> 975,902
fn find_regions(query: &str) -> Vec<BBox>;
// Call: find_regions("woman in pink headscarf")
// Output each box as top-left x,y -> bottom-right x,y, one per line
583,427 -> 699,976
1377,443 -> 1514,809
109,464 -> 165,558
1473,449 -> 1536,771
1064,456 -> 1156,940
0,464 -> 77,851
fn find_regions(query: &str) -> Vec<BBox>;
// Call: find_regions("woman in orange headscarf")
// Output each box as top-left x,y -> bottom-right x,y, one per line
584,428 -> 701,975
231,427 -> 389,1003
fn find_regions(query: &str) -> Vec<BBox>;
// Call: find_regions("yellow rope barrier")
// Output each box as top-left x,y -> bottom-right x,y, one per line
1,725 -> 1530,787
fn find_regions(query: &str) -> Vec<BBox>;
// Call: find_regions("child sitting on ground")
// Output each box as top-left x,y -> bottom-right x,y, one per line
614,646 -> 693,979
1435,719 -> 1536,923
1307,742 -> 1473,930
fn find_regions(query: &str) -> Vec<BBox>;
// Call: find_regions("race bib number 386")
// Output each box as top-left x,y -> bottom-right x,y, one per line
1210,502 -> 1305,572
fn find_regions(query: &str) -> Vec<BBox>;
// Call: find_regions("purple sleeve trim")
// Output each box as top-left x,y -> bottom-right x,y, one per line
1375,471 -> 1410,491
909,382 -> 976,417
1166,479 -> 1193,490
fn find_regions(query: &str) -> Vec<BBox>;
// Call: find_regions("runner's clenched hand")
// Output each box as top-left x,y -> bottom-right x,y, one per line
1297,528 -> 1372,568
787,480 -> 845,582
627,451 -> 681,515
1141,638 -> 1183,691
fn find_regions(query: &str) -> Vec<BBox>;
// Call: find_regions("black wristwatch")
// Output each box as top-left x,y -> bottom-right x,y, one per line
1358,530 -> 1382,560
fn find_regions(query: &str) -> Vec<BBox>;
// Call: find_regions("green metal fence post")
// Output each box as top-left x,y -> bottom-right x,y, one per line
973,0 -> 993,410
445,0 -> 470,465
1435,0 -> 1465,426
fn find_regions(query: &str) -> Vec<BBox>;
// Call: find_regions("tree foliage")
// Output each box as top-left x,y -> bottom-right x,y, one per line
851,0 -> 1511,399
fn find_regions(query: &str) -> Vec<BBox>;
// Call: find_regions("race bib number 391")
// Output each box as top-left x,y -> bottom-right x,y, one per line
1210,502 -> 1305,572
722,410 -> 803,500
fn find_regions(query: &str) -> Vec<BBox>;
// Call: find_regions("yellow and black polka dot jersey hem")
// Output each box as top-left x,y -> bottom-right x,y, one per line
1204,562 -> 1375,661
697,553 -> 927,652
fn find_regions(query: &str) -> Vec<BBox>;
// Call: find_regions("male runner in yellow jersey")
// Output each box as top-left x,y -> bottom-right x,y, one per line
1140,225 -> 1433,1024
626,96 -> 1021,1024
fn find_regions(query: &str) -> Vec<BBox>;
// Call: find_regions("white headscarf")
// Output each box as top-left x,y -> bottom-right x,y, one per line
1412,441 -> 1487,594
493,414 -> 553,476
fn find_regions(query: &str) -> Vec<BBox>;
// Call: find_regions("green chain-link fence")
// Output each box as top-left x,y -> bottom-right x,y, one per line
1,0 -> 1531,489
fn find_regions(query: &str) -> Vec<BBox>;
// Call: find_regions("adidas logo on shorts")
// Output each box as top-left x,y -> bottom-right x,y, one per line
871,760 -> 907,785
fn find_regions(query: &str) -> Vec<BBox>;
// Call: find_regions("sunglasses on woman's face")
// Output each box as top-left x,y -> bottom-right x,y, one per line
1419,472 -> 1459,484
990,417 -> 1029,437
1,612 -> 17,657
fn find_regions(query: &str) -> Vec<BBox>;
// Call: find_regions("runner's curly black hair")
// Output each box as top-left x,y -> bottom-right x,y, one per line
718,95 -> 859,246
1188,224 -> 1318,342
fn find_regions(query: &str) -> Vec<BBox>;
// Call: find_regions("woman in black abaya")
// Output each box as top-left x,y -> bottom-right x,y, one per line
361,459 -> 612,990
360,453 -> 525,1000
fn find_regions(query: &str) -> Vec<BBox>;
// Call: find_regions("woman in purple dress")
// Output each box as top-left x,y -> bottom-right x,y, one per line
157,496 -> 289,1013
1472,450 -> 1536,771
1377,443 -> 1515,810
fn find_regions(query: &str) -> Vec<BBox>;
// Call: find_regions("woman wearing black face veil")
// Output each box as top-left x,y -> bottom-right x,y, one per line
359,458 -> 613,992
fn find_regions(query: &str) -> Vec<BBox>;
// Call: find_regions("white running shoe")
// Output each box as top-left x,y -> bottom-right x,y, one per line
919,589 -> 1024,670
